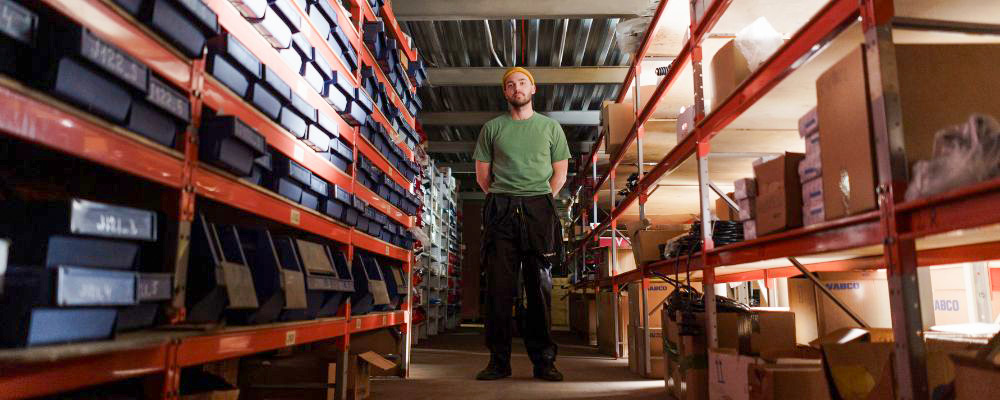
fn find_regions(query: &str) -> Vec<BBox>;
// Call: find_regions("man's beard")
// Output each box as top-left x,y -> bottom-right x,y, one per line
507,93 -> 532,108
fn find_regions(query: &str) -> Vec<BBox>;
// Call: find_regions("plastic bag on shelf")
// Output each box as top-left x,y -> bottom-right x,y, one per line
905,114 -> 1000,201
615,17 -> 652,55
735,17 -> 785,71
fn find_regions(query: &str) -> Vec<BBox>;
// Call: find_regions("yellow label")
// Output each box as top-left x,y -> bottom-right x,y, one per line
355,319 -> 362,329
285,330 -> 297,346
290,209 -> 301,225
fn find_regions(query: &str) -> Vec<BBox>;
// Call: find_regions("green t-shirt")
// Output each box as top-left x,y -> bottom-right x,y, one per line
472,113 -> 571,195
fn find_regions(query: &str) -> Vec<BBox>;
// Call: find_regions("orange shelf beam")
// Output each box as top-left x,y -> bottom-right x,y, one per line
194,167 -> 353,243
354,183 -> 414,228
40,0 -> 193,90
0,81 -> 186,189
357,132 -> 412,188
350,311 -> 407,333
0,343 -> 170,400
352,229 -> 411,261
357,0 -> 378,23
205,0 -> 356,147
360,43 -> 417,139
202,78 -> 353,190
176,318 -> 349,366
286,0 -> 362,90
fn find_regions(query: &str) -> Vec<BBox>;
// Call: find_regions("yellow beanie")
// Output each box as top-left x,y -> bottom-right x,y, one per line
502,67 -> 535,86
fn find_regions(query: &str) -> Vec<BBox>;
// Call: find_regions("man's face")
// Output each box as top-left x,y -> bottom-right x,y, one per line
504,72 -> 535,107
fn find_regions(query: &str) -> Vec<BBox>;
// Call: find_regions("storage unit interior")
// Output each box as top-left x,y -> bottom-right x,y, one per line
4,0 -> 1000,399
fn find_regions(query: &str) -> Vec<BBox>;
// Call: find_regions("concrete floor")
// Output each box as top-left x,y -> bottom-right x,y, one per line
371,327 -> 666,400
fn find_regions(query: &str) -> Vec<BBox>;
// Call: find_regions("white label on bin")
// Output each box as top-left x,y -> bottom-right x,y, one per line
293,145 -> 305,161
290,209 -> 301,225
285,330 -> 297,346
355,319 -> 362,329
385,245 -> 390,255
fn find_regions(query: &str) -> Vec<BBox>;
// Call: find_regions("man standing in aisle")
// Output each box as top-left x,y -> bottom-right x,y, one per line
472,67 -> 570,382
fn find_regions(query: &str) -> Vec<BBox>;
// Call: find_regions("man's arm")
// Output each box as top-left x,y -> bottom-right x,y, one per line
476,160 -> 492,193
549,159 -> 568,196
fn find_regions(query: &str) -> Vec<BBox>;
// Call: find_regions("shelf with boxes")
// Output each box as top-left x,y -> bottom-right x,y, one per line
0,311 -> 405,399
0,0 -> 423,397
569,0 -> 1000,398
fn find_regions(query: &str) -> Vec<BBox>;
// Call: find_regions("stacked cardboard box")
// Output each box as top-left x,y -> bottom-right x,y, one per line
630,225 -> 690,266
814,44 -> 1000,220
628,283 -> 669,378
787,270 -> 892,344
602,101 -> 637,155
714,192 -> 737,222
663,308 -> 798,400
598,291 -> 630,356
734,178 -> 757,240
569,292 -> 598,345
753,153 -> 806,236
798,109 -> 823,226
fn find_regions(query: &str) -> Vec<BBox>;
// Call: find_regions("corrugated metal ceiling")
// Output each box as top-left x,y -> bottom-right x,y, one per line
405,19 -> 629,164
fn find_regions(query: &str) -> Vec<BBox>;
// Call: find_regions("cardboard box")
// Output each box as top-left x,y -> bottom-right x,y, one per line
798,153 -> 821,183
753,153 -> 805,236
182,390 -> 240,400
798,107 -> 818,138
551,277 -> 570,327
821,342 -> 894,400
715,193 -> 737,222
603,101 -> 637,155
710,40 -> 751,111
737,197 -> 756,221
598,247 -> 638,279
569,292 -> 598,344
742,220 -> 757,240
630,226 -> 689,266
734,178 -> 757,200
709,348 -> 762,400
787,271 -> 891,343
239,354 -> 336,388
630,324 -> 665,378
951,354 -> 1000,400
817,44 -> 1000,220
639,85 -> 679,120
803,203 -> 825,227
665,311 -> 710,400
629,282 -> 701,328
346,329 -> 401,377
816,46 -> 876,221
598,291 -> 629,356
803,132 -> 820,158
802,178 -> 823,205
748,364 -> 831,400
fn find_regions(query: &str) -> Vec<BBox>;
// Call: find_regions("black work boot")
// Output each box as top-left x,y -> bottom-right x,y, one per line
476,357 -> 512,380
533,364 -> 564,381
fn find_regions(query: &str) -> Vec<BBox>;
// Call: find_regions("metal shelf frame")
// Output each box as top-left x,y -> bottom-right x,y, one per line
0,0 -> 422,398
567,1 -> 1000,399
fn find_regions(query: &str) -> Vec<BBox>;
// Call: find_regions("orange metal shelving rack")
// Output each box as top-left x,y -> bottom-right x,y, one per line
567,1 -> 1000,399
0,0 -> 422,398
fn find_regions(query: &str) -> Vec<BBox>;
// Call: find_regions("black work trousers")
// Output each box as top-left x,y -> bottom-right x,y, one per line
482,193 -> 562,368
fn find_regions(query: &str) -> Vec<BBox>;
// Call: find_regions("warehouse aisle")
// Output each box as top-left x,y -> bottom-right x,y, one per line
372,327 -> 664,400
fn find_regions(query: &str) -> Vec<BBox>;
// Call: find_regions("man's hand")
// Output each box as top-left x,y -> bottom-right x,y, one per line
476,160 -> 492,193
549,159 -> 568,196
